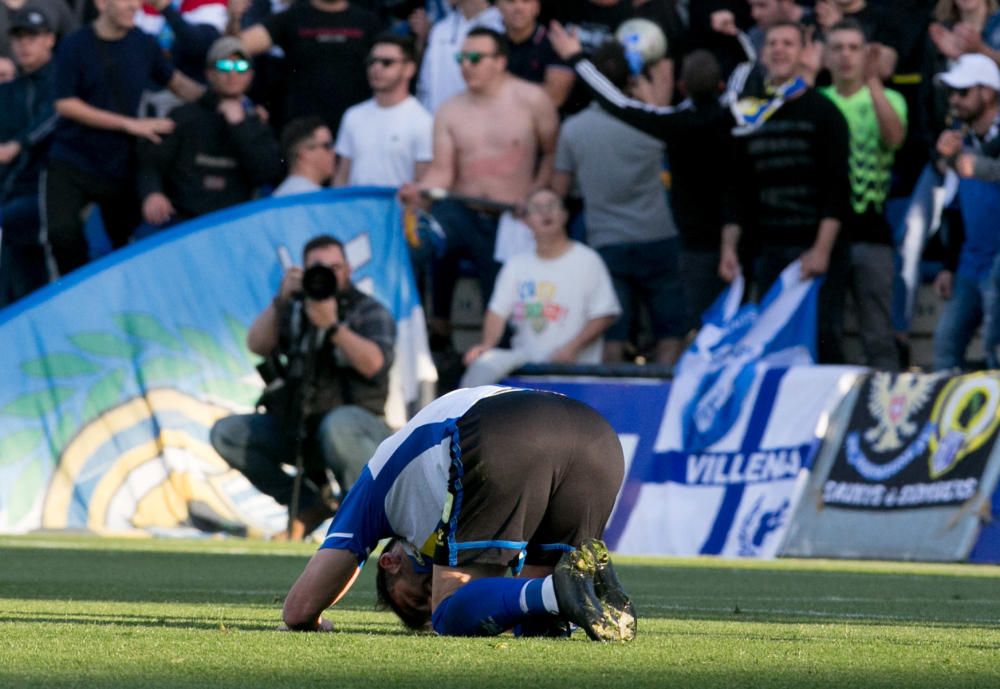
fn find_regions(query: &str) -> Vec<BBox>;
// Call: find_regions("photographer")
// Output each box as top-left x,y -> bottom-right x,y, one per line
210,235 -> 396,540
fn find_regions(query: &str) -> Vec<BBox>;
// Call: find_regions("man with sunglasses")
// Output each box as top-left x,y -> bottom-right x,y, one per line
929,53 -> 1000,370
273,117 -> 335,196
415,0 -> 503,114
400,27 -> 559,352
136,36 -> 283,227
333,33 -> 432,187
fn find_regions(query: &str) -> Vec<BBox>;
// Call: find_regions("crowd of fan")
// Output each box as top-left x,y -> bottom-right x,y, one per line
2,0 -> 1000,376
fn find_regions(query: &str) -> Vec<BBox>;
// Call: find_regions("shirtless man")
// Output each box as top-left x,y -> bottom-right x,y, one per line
399,27 -> 559,346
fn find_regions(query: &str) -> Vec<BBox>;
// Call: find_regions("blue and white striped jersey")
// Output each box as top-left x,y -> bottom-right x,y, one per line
319,385 -> 516,564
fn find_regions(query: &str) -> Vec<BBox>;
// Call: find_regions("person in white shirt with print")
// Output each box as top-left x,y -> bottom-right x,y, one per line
461,188 -> 621,386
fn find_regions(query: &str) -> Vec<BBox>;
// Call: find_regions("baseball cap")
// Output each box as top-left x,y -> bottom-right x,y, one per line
205,36 -> 249,66
936,53 -> 1000,92
7,6 -> 52,35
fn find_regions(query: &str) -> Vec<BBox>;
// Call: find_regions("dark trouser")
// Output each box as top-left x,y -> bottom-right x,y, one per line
596,237 -> 686,342
209,406 -> 391,509
428,199 -> 502,322
44,159 -> 140,277
679,246 -> 726,333
0,193 -> 50,308
754,241 -> 850,365
849,242 -> 899,371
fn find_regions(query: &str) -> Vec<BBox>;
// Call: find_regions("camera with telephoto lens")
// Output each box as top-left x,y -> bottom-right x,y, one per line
301,264 -> 339,301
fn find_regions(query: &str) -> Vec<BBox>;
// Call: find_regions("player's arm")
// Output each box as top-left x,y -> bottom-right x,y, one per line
282,548 -> 362,630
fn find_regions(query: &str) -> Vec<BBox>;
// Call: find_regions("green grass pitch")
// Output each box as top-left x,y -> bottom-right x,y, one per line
1,535 -> 998,689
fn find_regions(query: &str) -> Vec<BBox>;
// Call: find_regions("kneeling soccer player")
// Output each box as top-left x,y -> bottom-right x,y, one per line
281,385 -> 636,641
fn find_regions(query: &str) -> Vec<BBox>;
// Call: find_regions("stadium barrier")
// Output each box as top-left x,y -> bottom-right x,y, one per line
507,368 -> 1000,564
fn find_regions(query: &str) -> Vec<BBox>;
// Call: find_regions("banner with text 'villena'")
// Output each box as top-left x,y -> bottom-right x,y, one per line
613,262 -> 860,558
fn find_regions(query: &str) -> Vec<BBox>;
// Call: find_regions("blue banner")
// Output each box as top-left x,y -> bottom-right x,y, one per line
0,188 -> 435,535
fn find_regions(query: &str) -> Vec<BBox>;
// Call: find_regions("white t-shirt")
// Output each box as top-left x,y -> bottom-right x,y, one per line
488,242 -> 621,363
272,175 -> 323,197
416,5 -> 504,113
335,96 -> 433,187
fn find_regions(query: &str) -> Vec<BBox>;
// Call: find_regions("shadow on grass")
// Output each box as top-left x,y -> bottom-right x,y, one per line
0,608 -> 418,636
2,546 -> 377,606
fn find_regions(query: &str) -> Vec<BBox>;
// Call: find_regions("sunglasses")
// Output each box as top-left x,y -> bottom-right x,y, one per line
455,51 -> 497,65
947,86 -> 975,98
366,56 -> 403,67
214,58 -> 251,73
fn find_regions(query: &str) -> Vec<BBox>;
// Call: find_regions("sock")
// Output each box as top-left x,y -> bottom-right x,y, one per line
431,577 -> 555,637
521,576 -> 559,615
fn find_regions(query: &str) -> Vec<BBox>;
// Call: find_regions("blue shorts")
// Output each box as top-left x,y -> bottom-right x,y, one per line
597,237 -> 685,340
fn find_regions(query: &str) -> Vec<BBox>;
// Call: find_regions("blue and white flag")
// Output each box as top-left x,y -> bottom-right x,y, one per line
675,260 -> 819,450
0,188 -> 436,536
615,262 -> 854,557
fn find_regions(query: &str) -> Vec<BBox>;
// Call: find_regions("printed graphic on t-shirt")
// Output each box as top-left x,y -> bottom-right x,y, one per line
513,281 -> 567,333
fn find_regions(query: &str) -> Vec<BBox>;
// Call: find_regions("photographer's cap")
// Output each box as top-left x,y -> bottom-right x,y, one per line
8,6 -> 52,34
936,54 -> 1000,92
206,36 -> 249,66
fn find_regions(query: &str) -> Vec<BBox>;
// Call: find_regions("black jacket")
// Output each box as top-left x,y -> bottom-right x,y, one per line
0,61 -> 57,202
137,90 -> 283,220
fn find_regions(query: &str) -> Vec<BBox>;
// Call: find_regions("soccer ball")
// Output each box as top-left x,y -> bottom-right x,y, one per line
615,18 -> 668,66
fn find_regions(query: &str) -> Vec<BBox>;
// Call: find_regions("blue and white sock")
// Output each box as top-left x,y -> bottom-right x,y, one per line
430,576 -> 558,637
